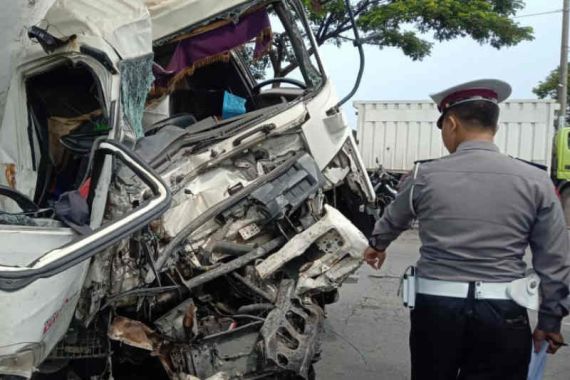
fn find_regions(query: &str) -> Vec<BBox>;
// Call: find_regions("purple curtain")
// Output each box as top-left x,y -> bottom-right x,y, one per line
154,8 -> 271,91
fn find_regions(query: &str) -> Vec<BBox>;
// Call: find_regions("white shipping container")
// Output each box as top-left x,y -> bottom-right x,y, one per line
354,100 -> 559,172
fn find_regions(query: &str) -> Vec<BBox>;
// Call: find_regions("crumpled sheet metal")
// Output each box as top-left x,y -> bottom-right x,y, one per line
296,256 -> 362,295
161,166 -> 252,238
254,205 -> 367,289
108,316 -> 233,380
260,280 -> 323,379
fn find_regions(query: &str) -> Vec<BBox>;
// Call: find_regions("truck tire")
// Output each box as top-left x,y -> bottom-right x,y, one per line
560,188 -> 570,227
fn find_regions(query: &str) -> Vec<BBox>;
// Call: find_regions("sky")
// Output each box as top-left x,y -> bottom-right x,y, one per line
317,0 -> 564,128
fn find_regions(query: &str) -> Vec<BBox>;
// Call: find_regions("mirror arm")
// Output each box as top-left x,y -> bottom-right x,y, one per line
0,140 -> 171,291
327,0 -> 365,115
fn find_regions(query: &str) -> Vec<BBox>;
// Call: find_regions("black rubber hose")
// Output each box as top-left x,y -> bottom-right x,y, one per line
328,0 -> 365,113
182,237 -> 285,290
237,303 -> 275,314
211,241 -> 256,256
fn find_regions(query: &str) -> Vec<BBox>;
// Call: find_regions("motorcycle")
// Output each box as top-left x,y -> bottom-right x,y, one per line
369,161 -> 401,218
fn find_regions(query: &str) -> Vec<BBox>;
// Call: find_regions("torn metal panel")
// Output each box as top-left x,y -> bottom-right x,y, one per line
341,136 -> 376,203
296,256 -> 362,295
108,316 -> 162,351
322,166 -> 350,188
254,133 -> 306,162
296,228 -> 364,295
260,280 -> 324,379
162,166 -> 253,238
255,205 -> 367,280
156,104 -> 308,197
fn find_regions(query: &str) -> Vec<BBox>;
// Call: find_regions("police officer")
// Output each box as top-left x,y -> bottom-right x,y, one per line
363,79 -> 570,379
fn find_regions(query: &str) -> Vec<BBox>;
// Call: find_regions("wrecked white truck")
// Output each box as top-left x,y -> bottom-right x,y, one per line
0,0 -> 375,378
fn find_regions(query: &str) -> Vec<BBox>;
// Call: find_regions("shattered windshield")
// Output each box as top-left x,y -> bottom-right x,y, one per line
147,0 -> 323,134
236,0 -> 324,88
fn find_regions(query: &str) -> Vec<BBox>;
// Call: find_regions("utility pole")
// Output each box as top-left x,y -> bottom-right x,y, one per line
558,0 -> 570,129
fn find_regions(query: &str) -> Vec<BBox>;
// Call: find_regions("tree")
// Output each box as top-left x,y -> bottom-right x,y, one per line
534,65 -> 569,123
305,0 -> 532,56
257,0 -> 534,79
533,65 -> 568,100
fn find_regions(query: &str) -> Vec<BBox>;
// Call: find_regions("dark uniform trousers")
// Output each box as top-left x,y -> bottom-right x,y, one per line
410,285 -> 531,380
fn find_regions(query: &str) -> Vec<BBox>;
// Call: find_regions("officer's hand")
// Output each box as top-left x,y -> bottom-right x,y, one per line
533,328 -> 566,354
363,246 -> 386,270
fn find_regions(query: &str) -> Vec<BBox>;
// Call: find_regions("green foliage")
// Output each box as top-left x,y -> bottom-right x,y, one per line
302,0 -> 533,61
533,65 -> 568,100
247,1 -> 533,81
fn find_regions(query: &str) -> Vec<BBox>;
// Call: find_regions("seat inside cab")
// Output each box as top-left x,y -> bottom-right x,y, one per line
25,61 -> 108,208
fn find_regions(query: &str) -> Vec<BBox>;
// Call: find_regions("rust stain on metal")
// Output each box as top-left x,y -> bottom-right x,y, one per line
183,302 -> 196,331
108,316 -> 160,351
5,164 -> 16,188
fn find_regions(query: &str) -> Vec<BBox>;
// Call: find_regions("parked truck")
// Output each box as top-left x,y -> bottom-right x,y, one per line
552,127 -> 570,224
0,0 -> 376,378
354,99 -> 570,222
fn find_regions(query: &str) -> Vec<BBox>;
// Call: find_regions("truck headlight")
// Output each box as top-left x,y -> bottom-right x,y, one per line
0,348 -> 37,378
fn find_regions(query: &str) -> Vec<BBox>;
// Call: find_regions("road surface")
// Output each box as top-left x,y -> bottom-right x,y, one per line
315,230 -> 570,379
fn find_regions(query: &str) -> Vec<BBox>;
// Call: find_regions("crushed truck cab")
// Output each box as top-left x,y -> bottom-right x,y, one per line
0,0 -> 375,379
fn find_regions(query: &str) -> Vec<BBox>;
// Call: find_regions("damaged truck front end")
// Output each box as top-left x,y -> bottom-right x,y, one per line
0,0 -> 375,379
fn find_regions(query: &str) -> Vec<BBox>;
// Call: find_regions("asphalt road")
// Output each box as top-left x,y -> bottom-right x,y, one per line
314,230 -> 570,380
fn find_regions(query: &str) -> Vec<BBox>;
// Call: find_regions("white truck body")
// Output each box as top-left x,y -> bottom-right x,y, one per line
354,99 -> 559,172
0,0 -> 375,378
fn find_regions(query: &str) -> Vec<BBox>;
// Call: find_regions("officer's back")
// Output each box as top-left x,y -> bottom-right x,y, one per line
363,79 -> 569,380
415,140 -> 557,282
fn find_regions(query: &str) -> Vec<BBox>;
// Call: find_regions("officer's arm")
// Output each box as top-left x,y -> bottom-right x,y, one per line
529,179 -> 570,333
369,171 -> 417,251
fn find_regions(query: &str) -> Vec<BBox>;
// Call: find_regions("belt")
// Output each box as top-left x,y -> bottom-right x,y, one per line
416,277 -> 511,300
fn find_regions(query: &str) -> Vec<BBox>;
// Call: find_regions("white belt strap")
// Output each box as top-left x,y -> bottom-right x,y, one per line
416,277 -> 511,300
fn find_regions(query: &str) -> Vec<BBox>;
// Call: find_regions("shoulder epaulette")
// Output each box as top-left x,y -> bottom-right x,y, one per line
414,158 -> 436,165
513,157 -> 548,172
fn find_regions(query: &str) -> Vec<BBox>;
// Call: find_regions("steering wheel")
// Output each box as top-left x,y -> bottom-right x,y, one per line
252,77 -> 307,94
0,185 -> 40,214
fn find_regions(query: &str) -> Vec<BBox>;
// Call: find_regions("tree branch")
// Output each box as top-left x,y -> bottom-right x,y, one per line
279,46 -> 315,77
317,12 -> 334,44
319,0 -> 380,45
339,0 -> 375,29
322,25 -> 354,42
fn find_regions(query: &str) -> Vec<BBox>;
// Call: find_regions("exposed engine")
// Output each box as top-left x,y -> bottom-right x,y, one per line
36,127 -> 368,379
